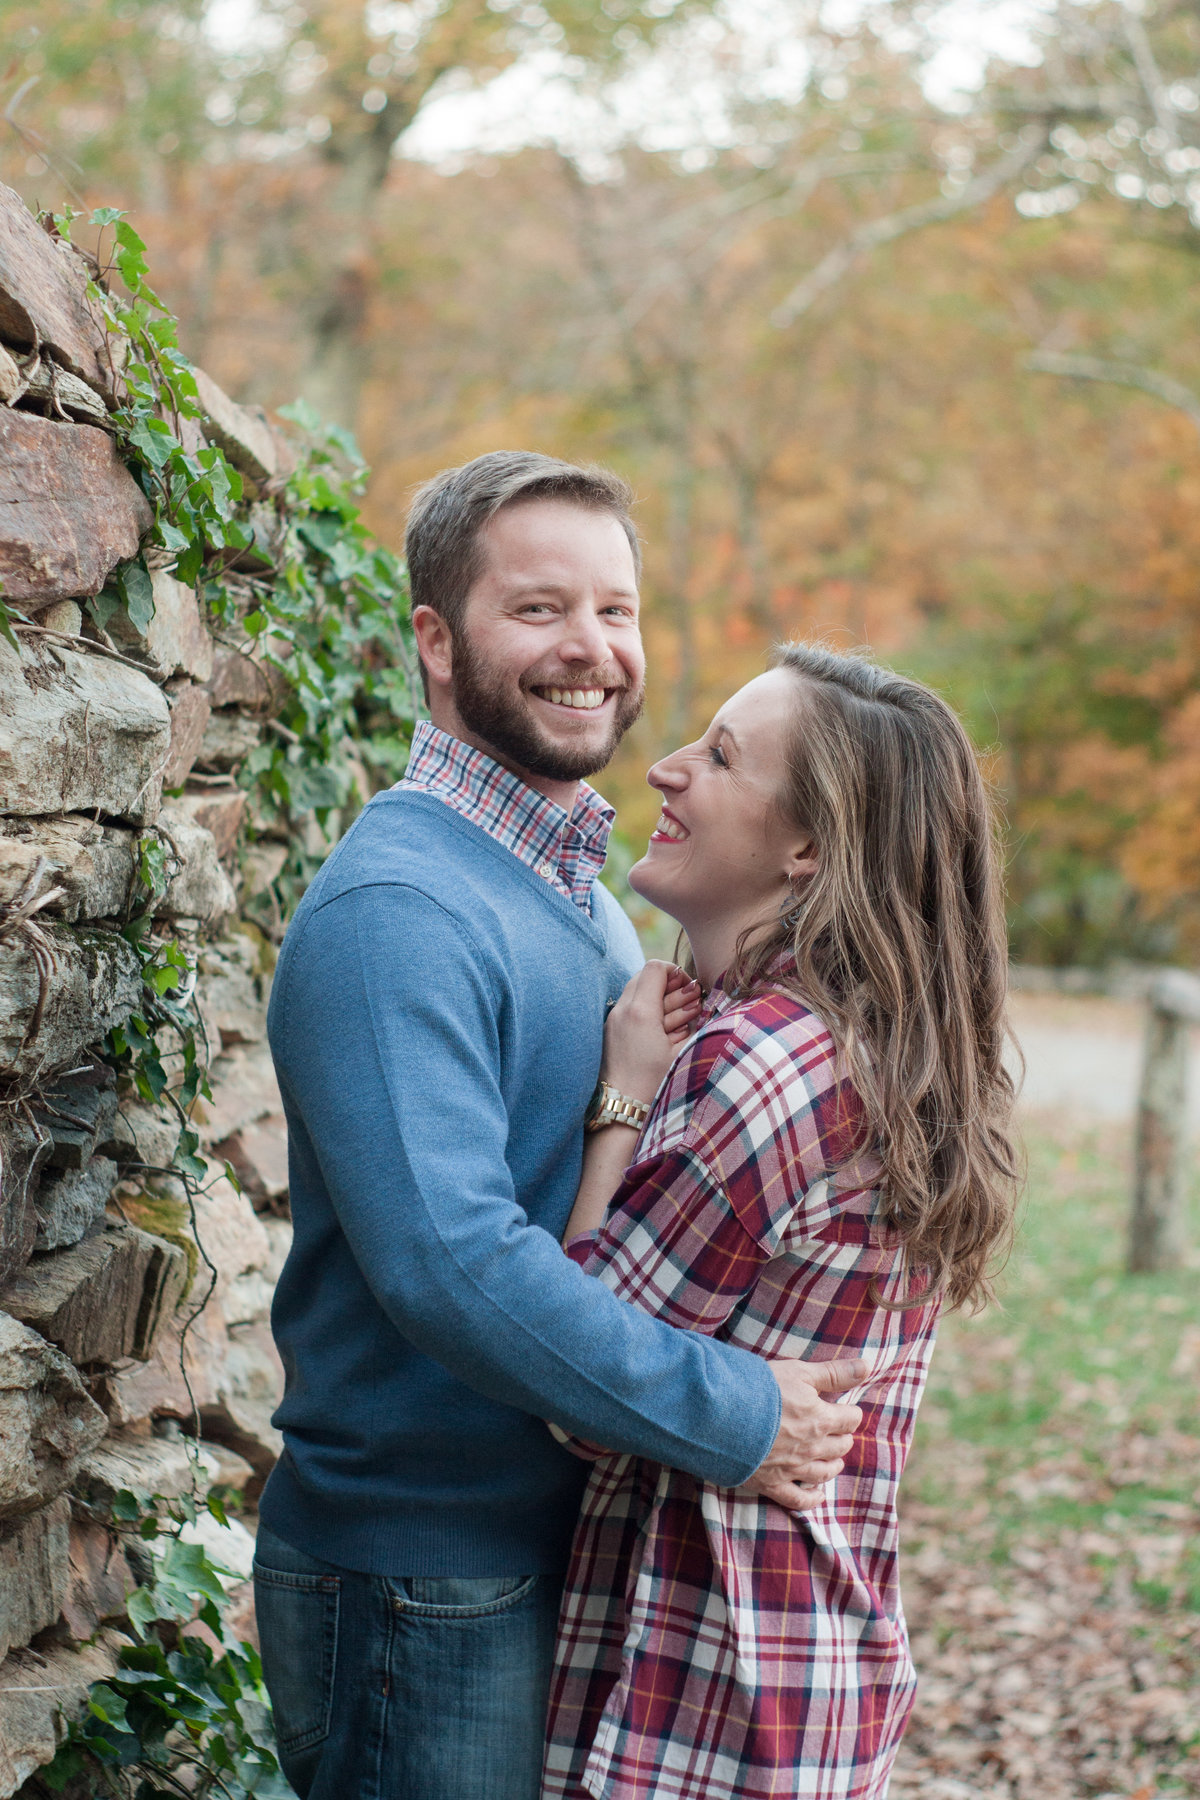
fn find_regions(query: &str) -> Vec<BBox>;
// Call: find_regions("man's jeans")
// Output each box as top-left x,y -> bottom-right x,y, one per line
252,1523 -> 563,1800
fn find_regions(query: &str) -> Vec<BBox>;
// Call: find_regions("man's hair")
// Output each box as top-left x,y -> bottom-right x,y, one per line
405,451 -> 640,635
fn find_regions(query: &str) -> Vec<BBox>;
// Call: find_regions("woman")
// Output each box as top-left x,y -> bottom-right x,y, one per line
542,643 -> 1019,1800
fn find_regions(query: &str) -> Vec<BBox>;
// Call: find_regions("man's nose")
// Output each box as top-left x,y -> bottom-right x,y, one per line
555,606 -> 612,668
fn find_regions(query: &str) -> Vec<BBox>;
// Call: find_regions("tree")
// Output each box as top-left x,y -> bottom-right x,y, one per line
2,0 -> 724,426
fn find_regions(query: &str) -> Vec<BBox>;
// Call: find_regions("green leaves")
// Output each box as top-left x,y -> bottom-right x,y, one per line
50,1464 -> 289,1790
80,204 -> 253,591
44,1513 -> 291,1798
120,558 -> 157,634
0,585 -> 21,654
173,1124 -> 207,1180
126,412 -> 178,471
107,929 -> 208,1134
137,833 -> 170,904
206,407 -> 422,921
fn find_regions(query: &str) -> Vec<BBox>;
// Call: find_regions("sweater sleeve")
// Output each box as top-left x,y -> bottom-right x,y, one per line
269,880 -> 781,1489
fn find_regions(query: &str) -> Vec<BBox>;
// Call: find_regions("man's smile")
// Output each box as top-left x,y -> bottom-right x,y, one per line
530,685 -> 613,712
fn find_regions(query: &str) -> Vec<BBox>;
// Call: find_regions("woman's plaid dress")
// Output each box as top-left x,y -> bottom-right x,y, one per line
542,981 -> 940,1800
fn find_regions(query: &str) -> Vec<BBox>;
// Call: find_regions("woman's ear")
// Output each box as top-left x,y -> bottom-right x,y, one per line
783,837 -> 819,884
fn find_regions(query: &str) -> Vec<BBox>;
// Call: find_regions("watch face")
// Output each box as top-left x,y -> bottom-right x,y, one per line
584,1083 -> 606,1126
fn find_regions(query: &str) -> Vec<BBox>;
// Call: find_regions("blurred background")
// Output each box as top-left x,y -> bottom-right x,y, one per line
6,0 -> 1200,968
5,4 -> 1198,1793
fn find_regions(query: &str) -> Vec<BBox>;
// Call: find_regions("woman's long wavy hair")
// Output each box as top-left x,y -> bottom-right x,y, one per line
726,643 -> 1020,1313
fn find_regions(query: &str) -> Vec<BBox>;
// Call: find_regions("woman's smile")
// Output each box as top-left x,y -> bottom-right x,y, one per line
649,805 -> 689,843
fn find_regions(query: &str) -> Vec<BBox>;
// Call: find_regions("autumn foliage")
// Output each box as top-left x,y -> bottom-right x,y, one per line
8,0 -> 1200,963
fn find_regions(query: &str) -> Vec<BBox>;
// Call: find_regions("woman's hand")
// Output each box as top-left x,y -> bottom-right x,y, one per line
601,961 -> 703,1104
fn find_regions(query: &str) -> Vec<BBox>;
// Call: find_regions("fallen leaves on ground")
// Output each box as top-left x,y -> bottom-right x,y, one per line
890,1113 -> 1200,1797
891,1495 -> 1200,1799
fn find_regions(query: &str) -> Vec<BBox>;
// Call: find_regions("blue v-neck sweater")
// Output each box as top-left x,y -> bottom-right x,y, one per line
260,789 -> 780,1577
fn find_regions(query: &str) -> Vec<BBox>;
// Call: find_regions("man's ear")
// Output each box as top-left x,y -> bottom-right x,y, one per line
411,606 -> 454,691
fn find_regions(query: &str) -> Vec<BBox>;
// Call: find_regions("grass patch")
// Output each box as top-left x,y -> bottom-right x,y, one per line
909,1119 -> 1200,1557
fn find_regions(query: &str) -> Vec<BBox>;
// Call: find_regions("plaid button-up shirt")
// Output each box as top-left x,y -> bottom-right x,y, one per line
543,980 -> 939,1800
400,720 -> 614,912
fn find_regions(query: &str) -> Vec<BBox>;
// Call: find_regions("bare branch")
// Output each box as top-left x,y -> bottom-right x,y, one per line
996,84 -> 1140,119
1026,350 -> 1200,434
770,125 -> 1048,329
616,152 -> 921,336
1122,6 -> 1178,149
2,75 -> 89,210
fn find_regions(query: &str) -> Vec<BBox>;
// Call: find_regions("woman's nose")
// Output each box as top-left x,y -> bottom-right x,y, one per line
648,755 -> 686,792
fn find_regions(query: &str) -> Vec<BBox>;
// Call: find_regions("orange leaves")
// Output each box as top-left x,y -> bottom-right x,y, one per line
1123,694 -> 1200,936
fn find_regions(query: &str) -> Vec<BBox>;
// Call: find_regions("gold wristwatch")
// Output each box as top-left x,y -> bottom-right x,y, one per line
584,1080 -> 651,1135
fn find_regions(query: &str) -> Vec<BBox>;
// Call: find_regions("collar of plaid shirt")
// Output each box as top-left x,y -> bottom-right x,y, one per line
399,719 -> 616,913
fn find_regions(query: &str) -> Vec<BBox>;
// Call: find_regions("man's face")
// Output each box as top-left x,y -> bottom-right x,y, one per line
442,499 -> 646,783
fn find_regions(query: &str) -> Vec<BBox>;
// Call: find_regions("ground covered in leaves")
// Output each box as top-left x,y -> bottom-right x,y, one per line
891,1120 -> 1200,1798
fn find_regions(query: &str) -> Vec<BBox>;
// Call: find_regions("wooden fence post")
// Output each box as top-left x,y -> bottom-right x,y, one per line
1128,969 -> 1200,1274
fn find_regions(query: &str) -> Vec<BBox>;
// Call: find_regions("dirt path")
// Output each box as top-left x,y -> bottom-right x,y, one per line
1010,993 -> 1200,1128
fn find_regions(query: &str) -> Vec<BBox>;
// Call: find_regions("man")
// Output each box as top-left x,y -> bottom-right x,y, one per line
254,452 -> 864,1800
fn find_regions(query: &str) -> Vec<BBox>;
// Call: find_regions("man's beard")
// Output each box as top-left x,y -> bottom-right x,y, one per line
450,631 -> 644,782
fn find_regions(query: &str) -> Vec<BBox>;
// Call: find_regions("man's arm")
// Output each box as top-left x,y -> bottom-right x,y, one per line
272,881 -> 786,1487
560,1080 -> 863,1509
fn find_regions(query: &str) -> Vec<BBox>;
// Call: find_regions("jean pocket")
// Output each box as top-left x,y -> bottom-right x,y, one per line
252,1561 -> 341,1752
387,1572 -> 539,1618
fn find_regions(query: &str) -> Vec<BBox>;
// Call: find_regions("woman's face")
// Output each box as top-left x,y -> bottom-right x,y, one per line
629,669 -> 816,938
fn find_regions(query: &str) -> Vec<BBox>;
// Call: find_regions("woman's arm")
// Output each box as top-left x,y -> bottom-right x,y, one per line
562,961 -> 702,1244
565,1126 -> 644,1242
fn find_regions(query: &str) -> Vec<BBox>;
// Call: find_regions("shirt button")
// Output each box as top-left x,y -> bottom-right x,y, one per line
537,861 -> 554,880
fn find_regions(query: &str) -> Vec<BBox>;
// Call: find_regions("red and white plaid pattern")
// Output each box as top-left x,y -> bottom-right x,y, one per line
543,982 -> 940,1800
401,720 -> 615,912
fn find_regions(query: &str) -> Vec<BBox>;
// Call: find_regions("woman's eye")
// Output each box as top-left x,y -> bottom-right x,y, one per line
708,744 -> 728,768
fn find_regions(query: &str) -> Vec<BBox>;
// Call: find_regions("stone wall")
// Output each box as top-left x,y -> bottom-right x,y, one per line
0,185 -> 294,1793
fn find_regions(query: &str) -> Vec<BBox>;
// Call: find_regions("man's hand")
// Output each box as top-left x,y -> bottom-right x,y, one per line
737,1358 -> 867,1511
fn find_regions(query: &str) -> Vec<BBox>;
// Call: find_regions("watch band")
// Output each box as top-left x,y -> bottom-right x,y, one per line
584,1080 -> 651,1135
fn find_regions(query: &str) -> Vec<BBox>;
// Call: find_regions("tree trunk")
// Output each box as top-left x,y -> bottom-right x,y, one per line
1128,1001 -> 1189,1273
293,120 -> 397,433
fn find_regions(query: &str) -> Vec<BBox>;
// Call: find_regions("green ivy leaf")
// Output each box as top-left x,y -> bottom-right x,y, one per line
148,962 -> 181,996
126,1586 -> 161,1638
38,1742 -> 85,1790
119,562 -> 156,634
137,835 -> 169,903
86,587 -> 122,633
172,1127 -> 207,1179
0,593 -> 20,655
88,1687 -> 132,1733
174,538 -> 205,585
127,416 -> 176,471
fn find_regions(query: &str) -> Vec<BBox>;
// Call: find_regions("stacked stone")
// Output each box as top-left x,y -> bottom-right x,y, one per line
0,184 -> 294,1793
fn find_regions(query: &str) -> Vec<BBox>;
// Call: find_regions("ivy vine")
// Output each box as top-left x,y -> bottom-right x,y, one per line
43,1488 -> 287,1799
